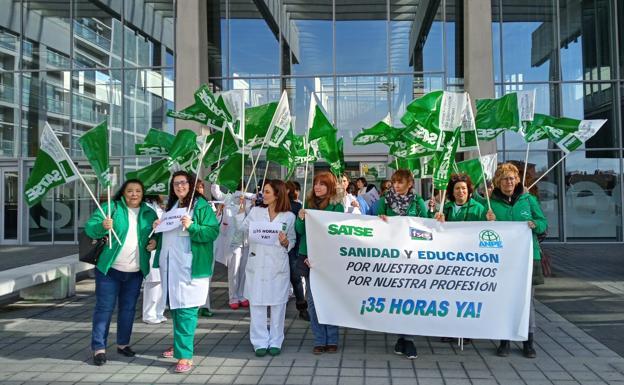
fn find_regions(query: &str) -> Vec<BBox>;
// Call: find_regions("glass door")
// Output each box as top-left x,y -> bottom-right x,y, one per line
1,168 -> 18,243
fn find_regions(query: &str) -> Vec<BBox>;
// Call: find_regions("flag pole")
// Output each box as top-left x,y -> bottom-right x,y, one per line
438,190 -> 447,214
182,137 -> 213,232
44,122 -> 122,244
467,94 -> 491,210
261,161 -> 270,188
107,185 -> 112,248
215,129 -> 226,168
302,135 -> 311,209
528,154 -> 567,191
522,142 -> 530,187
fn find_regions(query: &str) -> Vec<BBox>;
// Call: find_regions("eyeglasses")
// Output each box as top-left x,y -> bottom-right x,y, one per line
173,180 -> 189,187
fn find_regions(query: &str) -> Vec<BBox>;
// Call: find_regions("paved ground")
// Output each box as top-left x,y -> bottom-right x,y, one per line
0,245 -> 623,384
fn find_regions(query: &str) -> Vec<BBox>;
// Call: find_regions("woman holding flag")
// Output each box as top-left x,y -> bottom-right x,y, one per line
234,179 -> 296,357
85,179 -> 158,366
485,163 -> 548,358
153,171 -> 220,373
377,169 -> 427,359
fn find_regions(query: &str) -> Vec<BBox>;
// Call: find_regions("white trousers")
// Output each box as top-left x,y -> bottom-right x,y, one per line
142,281 -> 166,322
249,303 -> 287,350
228,247 -> 248,304
201,277 -> 212,309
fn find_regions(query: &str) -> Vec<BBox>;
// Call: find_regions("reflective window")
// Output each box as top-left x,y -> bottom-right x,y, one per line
22,71 -> 71,157
559,0 -> 614,82
285,2 -> 333,76
124,0 -> 173,68
73,0 -> 123,69
390,0 -> 444,73
29,189 -> 52,242
208,0 -> 227,78
335,0 -> 387,74
0,1 -> 20,72
565,150 -> 621,241
229,0 -> 279,77
561,82 -> 617,151
283,77 -> 334,136
72,69 -> 123,156
501,0 -> 557,82
22,0 -> 71,70
445,0 -> 463,81
337,76 -> 388,154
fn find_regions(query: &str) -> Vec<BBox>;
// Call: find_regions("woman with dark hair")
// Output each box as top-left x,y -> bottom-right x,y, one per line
234,179 -> 296,357
285,180 -> 307,321
434,173 -> 487,223
377,169 -> 427,359
85,179 -> 158,366
486,163 -> 547,359
296,171 -> 344,354
153,171 -> 220,373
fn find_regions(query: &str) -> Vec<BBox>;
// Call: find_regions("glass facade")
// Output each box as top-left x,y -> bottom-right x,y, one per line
493,0 -> 622,241
0,0 -> 174,243
207,0 -> 462,160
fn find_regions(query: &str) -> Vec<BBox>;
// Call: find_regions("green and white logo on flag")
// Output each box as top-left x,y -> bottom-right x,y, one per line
548,119 -> 607,153
24,123 -> 78,206
267,91 -> 292,148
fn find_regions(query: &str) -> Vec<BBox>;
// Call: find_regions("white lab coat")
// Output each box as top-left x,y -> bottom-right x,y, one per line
235,207 -> 296,306
343,193 -> 362,215
159,203 -> 209,310
145,204 -> 164,283
211,185 -> 255,266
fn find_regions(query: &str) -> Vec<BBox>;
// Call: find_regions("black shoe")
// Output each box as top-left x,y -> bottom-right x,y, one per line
299,310 -> 310,321
117,346 -> 136,357
496,340 -> 510,357
93,352 -> 107,366
404,340 -> 418,359
522,333 -> 536,358
394,337 -> 406,355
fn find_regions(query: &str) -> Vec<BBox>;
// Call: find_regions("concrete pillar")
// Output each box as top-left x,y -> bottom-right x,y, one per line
175,0 -> 209,134
463,0 -> 496,155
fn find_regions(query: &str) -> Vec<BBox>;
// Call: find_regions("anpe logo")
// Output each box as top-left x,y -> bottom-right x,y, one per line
479,229 -> 502,248
409,227 -> 433,241
327,224 -> 373,237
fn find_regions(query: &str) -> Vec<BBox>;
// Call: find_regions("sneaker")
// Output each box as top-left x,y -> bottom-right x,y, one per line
143,319 -> 162,325
404,341 -> 418,359
394,337 -> 406,355
229,302 -> 240,310
93,352 -> 106,366
268,347 -> 281,356
255,348 -> 268,357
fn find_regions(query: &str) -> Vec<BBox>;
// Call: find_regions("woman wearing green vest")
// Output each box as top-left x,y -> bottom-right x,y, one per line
378,169 -> 427,359
296,171 -> 344,354
485,163 -> 547,359
86,179 -> 158,366
154,171 -> 220,373
434,173 -> 487,344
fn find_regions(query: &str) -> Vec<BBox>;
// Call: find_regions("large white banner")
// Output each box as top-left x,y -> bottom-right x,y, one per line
306,210 -> 533,340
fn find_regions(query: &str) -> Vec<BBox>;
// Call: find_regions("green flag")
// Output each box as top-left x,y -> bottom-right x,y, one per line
433,128 -> 461,190
401,91 -> 468,150
244,102 -> 279,149
454,153 -> 498,187
308,93 -> 337,141
24,123 -> 79,206
126,159 -> 171,195
202,129 -> 239,167
135,129 -> 175,156
216,153 -> 243,191
388,139 -> 437,159
78,120 -> 111,187
331,137 -> 345,176
475,90 -> 535,140
167,129 -> 199,167
167,84 -> 231,130
266,91 -> 293,149
545,118 -> 607,153
353,117 -> 401,145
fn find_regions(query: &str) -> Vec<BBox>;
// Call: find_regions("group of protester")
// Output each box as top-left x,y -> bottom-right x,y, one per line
85,162 -> 547,373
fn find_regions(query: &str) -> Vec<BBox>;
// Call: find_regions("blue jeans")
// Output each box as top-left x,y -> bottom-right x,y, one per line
306,278 -> 339,346
91,268 -> 143,351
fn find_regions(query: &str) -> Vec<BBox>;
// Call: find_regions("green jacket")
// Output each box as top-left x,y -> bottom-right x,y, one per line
154,197 -> 220,278
441,198 -> 487,222
489,187 -> 548,260
377,194 -> 428,218
295,202 -> 344,256
85,198 -> 158,277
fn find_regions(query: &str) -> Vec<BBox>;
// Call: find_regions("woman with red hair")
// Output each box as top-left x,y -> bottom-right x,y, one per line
296,172 -> 344,354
